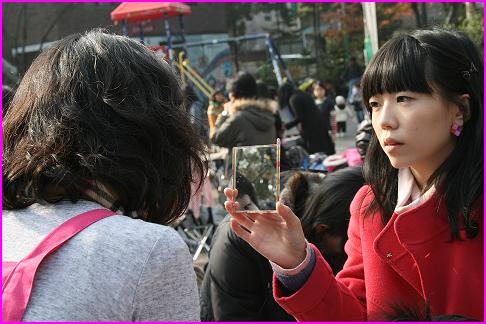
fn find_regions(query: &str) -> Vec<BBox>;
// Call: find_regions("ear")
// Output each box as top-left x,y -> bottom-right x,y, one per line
453,94 -> 471,126
314,223 -> 330,238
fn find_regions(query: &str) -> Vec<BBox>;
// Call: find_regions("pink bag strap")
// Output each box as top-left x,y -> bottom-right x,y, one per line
2,208 -> 116,322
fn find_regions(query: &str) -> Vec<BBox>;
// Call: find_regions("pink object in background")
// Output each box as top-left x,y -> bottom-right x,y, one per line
188,175 -> 214,220
342,148 -> 363,167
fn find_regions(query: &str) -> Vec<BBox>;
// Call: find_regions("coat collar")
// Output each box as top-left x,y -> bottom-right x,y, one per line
373,168 -> 447,298
395,168 -> 436,214
229,99 -> 278,114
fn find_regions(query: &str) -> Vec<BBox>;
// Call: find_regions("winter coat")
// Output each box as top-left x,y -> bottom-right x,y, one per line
273,185 -> 483,321
335,104 -> 354,122
212,99 -> 277,149
315,97 -> 334,131
286,91 -> 335,155
200,216 -> 294,322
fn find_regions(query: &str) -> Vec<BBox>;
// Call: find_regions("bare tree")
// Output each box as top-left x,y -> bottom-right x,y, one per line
411,3 -> 428,28
38,3 -> 77,50
464,2 -> 475,20
443,3 -> 460,26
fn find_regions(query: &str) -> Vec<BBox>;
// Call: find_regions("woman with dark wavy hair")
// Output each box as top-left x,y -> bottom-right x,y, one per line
223,28 -> 483,321
2,29 -> 206,321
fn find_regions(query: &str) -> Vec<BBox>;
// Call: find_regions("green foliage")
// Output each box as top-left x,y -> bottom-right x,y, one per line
441,4 -> 484,57
256,62 -> 278,85
457,13 -> 484,57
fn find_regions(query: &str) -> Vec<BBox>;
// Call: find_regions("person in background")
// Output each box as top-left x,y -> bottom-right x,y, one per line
355,118 -> 373,161
2,29 -> 205,322
350,82 -> 366,123
286,90 -> 335,155
334,95 -> 354,137
207,90 -> 227,139
342,57 -> 364,104
212,72 -> 277,175
277,82 -> 300,138
313,81 -> 335,139
298,77 -> 316,95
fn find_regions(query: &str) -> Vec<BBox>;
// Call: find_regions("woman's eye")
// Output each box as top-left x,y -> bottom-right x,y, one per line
369,101 -> 380,108
397,96 -> 413,103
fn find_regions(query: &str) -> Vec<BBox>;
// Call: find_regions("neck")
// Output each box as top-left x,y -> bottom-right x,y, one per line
409,168 -> 428,192
410,140 -> 455,192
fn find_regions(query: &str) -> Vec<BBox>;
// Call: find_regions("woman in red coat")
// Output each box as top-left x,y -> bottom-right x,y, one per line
224,28 -> 483,321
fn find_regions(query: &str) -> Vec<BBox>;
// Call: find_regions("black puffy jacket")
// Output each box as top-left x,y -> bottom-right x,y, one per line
199,216 -> 294,322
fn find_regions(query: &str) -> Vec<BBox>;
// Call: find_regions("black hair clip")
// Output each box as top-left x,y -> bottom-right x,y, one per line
462,62 -> 478,81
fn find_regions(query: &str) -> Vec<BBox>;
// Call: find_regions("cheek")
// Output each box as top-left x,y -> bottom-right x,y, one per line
371,115 -> 381,137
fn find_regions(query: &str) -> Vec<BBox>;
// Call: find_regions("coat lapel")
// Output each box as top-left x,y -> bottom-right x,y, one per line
372,196 -> 448,299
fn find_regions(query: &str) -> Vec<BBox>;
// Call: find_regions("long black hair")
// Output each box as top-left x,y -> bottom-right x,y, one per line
300,167 -> 365,243
2,29 -> 207,225
361,28 -> 483,239
300,167 -> 365,273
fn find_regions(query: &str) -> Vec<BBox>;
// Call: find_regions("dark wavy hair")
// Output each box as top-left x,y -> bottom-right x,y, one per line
2,29 -> 207,225
361,28 -> 483,239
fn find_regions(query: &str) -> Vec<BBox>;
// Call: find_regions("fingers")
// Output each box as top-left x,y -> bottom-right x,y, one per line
230,219 -> 251,242
224,199 -> 236,214
224,187 -> 238,200
277,201 -> 300,227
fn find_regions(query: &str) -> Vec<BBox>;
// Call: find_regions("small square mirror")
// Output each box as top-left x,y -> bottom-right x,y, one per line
231,139 -> 280,213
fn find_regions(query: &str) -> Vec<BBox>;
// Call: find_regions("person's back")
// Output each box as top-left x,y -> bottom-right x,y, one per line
3,200 -> 199,322
289,91 -> 335,155
212,73 -> 276,149
219,99 -> 276,145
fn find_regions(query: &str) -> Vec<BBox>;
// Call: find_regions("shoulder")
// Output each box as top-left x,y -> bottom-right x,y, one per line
93,215 -> 189,261
350,185 -> 374,217
130,223 -> 199,321
230,99 -> 277,114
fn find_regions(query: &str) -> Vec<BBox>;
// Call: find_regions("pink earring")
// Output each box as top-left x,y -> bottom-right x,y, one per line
450,123 -> 463,137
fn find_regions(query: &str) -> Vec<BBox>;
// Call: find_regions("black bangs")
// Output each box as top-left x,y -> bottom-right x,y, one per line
362,35 -> 433,111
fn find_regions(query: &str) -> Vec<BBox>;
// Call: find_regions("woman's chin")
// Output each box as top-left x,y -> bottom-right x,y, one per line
388,158 -> 409,170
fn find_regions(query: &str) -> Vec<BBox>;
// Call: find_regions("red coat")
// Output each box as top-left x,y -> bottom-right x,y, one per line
274,185 -> 483,321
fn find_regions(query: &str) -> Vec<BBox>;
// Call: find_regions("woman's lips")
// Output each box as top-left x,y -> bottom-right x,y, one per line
383,138 -> 403,152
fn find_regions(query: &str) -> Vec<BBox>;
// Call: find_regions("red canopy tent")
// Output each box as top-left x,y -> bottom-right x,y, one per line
110,2 -> 191,23
110,2 -> 191,63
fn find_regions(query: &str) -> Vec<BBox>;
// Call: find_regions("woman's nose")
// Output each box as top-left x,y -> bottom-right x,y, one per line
377,101 -> 398,130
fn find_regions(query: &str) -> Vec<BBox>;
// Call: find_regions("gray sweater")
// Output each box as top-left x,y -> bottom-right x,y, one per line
2,200 -> 200,322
